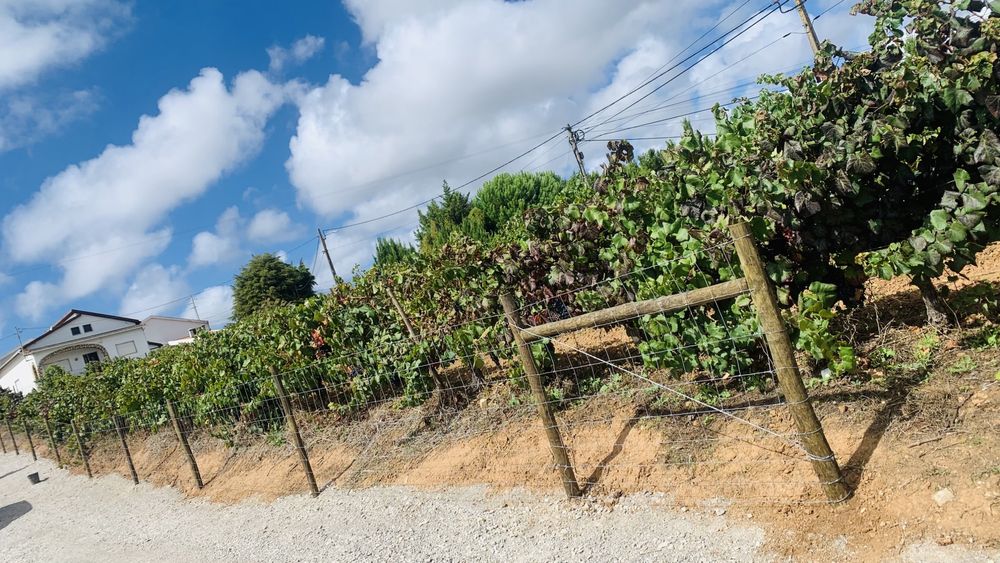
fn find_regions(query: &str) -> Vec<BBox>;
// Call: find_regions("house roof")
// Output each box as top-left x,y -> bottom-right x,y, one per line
23,309 -> 141,350
0,348 -> 22,372
142,316 -> 209,325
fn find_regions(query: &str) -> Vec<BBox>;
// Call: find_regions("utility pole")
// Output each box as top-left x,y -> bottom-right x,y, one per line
14,327 -> 23,350
794,0 -> 821,56
564,124 -> 587,180
317,228 -> 337,281
189,296 -> 201,321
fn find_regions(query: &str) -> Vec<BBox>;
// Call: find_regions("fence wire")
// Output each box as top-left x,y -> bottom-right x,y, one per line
3,234 -> 844,506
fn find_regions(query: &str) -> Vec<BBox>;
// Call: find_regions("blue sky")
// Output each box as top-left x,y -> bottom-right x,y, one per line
0,0 -> 870,346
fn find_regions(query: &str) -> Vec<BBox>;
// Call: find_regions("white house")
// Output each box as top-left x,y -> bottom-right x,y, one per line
0,310 -> 209,394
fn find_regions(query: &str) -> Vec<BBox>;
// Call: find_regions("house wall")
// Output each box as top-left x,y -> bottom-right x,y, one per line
34,326 -> 150,375
0,352 -> 38,393
32,315 -> 138,350
143,318 -> 209,346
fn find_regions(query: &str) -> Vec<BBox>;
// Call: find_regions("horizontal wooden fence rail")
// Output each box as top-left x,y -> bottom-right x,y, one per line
518,278 -> 749,344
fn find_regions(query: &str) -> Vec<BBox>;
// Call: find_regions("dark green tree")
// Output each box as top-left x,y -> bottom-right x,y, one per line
470,171 -> 566,232
373,237 -> 417,267
232,253 -> 315,320
415,182 -> 473,250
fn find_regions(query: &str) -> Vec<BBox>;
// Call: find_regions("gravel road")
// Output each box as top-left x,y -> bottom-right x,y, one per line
0,454 -> 770,562
0,454 -> 995,562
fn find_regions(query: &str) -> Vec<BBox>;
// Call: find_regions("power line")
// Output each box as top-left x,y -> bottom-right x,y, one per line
572,0 -> 790,131
321,131 -> 566,233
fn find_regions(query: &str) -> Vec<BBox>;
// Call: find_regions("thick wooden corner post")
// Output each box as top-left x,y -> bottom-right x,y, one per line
730,222 -> 851,502
500,293 -> 581,498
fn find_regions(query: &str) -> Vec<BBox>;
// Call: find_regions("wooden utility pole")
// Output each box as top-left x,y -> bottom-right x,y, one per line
318,228 -> 337,282
500,293 -> 581,498
565,124 -> 588,180
794,0 -> 821,56
189,295 -> 201,321
730,222 -> 850,502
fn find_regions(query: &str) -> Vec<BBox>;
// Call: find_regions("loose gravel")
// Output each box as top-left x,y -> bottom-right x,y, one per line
0,454 -> 769,562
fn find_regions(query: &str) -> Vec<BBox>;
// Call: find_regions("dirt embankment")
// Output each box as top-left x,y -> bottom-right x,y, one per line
17,243 -> 1000,561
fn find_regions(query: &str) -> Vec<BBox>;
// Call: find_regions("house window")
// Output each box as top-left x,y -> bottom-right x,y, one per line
115,341 -> 138,356
71,327 -> 81,336
82,352 -> 101,364
83,324 -> 93,333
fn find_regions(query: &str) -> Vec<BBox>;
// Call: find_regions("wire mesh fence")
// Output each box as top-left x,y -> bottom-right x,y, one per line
2,224 -> 849,506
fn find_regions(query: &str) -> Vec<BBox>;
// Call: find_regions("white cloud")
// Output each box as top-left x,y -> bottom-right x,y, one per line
0,0 -> 130,91
3,68 -> 286,320
247,208 -> 302,243
181,285 -> 233,328
119,264 -> 190,317
0,88 -> 101,152
267,34 -> 326,74
189,206 -> 243,268
286,0 -> 870,252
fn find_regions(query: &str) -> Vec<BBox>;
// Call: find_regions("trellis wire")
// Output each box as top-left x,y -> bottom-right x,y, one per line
3,231 -> 845,505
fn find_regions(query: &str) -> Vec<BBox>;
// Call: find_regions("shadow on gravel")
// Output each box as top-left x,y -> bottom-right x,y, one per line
0,465 -> 28,481
0,501 -> 31,531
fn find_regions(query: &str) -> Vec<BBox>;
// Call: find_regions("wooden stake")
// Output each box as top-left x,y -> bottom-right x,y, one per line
386,287 -> 446,390
166,401 -> 204,489
4,416 -> 18,455
71,419 -> 92,478
730,222 -> 851,502
270,367 -> 320,497
22,419 -> 37,461
44,416 -> 62,468
500,293 -> 581,498
114,415 -> 140,485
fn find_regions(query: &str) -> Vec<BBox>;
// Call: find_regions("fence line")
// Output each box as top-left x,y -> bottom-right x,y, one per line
0,224 -> 851,506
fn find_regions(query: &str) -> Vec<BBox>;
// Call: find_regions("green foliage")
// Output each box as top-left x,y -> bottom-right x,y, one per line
12,1 -> 1000,439
796,282 -> 856,377
232,253 -> 315,321
416,182 -> 474,250
373,237 -> 417,267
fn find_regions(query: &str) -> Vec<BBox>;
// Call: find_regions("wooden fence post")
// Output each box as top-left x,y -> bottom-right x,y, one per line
386,287 -> 446,390
113,415 -> 140,485
44,416 -> 62,468
499,293 -> 581,498
4,416 -> 18,455
70,419 -> 93,478
22,419 -> 37,461
270,366 -> 320,497
165,401 -> 204,489
730,222 -> 851,502
0,421 -> 6,453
